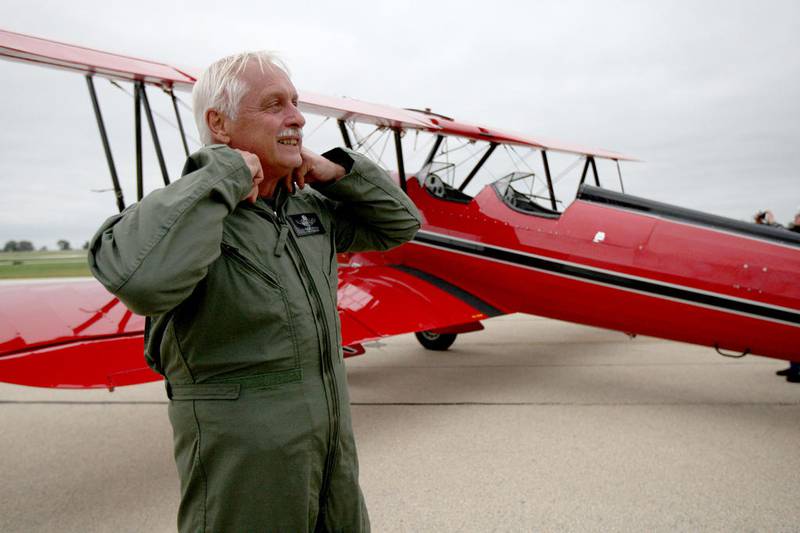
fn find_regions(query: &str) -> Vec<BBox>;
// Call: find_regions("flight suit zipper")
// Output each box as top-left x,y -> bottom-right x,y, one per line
281,218 -> 341,517
253,201 -> 341,516
287,227 -> 340,513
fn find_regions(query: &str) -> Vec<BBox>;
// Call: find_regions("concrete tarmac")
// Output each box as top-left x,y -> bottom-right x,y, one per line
1,314 -> 798,532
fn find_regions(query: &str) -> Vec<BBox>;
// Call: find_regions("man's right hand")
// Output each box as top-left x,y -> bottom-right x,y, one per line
235,149 -> 264,204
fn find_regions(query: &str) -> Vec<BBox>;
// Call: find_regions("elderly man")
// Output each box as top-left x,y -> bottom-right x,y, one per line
89,52 -> 421,532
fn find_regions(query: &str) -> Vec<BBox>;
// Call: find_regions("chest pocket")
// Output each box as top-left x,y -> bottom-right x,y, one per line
171,241 -> 301,380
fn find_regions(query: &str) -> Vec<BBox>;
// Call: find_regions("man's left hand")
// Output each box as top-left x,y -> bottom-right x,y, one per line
286,148 -> 346,191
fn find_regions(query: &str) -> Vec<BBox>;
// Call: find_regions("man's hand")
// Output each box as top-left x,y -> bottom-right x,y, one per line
235,149 -> 264,204
287,148 -> 346,191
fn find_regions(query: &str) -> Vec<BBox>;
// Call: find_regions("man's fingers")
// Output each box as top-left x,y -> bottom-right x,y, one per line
234,149 -> 260,177
294,164 -> 308,189
294,162 -> 314,187
282,174 -> 293,193
289,162 -> 312,191
246,184 -> 259,204
234,149 -> 267,202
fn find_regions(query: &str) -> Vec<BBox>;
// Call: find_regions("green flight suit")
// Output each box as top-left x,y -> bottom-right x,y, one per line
89,145 -> 421,532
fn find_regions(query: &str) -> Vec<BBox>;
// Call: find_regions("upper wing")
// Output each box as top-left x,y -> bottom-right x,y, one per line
402,108 -> 638,161
299,91 -> 432,130
0,28 -> 635,161
0,28 -> 196,89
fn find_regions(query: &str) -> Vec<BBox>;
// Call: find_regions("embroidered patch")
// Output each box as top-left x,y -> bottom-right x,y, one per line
287,213 -> 325,236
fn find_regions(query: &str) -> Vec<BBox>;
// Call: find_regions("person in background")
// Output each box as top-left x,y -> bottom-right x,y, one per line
753,209 -> 781,227
776,362 -> 800,383
787,208 -> 800,233
752,208 -> 798,382
780,209 -> 800,381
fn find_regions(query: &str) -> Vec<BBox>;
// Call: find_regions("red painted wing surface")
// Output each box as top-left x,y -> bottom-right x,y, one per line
0,267 -> 497,388
0,280 -> 150,389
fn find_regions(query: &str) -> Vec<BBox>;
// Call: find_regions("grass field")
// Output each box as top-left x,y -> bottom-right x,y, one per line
0,250 -> 91,279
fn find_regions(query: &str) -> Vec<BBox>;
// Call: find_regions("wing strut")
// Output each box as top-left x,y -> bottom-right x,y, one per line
393,129 -> 406,192
540,150 -> 558,211
579,156 -> 600,188
139,82 -> 170,186
134,82 -> 143,200
337,119 -> 353,149
579,156 -> 589,186
85,75 -> 125,213
458,142 -> 498,192
168,88 -> 190,157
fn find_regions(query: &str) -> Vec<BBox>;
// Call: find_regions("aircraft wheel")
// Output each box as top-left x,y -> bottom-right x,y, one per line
415,330 -> 457,351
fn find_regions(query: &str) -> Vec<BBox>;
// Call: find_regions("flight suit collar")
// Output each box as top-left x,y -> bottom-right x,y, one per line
246,183 -> 291,218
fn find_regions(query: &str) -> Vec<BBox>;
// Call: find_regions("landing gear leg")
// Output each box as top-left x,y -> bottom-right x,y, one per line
415,331 -> 457,351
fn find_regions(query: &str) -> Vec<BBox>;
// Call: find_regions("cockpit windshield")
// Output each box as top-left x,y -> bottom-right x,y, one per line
493,172 -> 561,218
420,162 -> 474,203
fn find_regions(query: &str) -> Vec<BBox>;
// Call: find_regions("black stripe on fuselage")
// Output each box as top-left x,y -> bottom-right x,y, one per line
391,265 -> 503,318
411,231 -> 800,326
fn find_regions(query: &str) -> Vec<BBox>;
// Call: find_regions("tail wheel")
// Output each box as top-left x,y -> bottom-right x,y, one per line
415,331 -> 457,351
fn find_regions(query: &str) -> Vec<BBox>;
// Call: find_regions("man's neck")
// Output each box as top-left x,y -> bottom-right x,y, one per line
258,183 -> 288,214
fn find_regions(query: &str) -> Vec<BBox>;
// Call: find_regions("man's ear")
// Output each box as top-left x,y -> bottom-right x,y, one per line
206,109 -> 230,144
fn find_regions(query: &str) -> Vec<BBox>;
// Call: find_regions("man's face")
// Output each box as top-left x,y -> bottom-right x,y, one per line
224,63 -> 305,193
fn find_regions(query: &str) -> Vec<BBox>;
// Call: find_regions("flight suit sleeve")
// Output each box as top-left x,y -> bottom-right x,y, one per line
314,147 -> 422,252
88,145 -> 252,316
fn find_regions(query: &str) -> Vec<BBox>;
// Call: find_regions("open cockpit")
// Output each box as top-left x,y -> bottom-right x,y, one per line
419,164 -> 562,219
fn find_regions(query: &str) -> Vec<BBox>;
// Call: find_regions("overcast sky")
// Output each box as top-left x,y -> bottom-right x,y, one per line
0,0 -> 798,249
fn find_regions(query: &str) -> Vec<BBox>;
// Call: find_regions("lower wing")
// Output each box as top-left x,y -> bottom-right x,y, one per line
0,268 -> 504,389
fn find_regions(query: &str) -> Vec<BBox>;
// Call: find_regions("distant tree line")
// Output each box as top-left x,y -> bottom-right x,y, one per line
2,240 -> 86,252
3,240 -> 34,252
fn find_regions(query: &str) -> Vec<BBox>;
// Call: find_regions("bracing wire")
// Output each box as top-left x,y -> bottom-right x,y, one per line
433,138 -> 490,186
507,145 -> 539,174
534,155 -> 583,197
363,128 -> 388,156
551,156 -> 583,184
452,145 -> 485,169
414,132 -> 436,157
353,124 -> 382,151
502,145 -> 539,194
174,94 -> 193,113
304,116 -> 330,141
377,128 -> 392,164
350,124 -> 387,164
439,138 -> 474,157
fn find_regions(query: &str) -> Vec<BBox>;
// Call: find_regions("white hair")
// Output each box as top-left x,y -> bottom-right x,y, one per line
192,51 -> 289,145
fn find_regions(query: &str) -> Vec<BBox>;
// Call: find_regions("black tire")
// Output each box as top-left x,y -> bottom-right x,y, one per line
415,331 -> 457,351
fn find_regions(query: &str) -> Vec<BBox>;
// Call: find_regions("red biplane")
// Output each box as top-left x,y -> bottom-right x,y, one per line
1,29 -> 798,390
